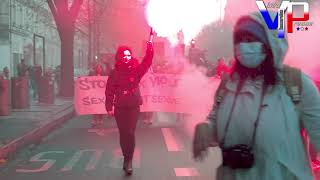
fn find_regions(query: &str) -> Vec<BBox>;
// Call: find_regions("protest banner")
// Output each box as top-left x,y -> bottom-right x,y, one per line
75,74 -> 220,115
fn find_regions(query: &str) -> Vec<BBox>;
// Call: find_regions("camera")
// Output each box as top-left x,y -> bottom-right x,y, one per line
222,144 -> 254,169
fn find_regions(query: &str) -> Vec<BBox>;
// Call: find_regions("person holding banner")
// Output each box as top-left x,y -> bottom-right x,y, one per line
90,63 -> 105,129
105,40 -> 153,175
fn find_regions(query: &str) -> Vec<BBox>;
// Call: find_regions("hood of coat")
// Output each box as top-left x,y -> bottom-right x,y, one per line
233,11 -> 288,71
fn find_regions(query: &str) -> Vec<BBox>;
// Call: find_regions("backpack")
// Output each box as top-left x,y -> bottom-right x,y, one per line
214,65 -> 302,108
212,66 -> 302,141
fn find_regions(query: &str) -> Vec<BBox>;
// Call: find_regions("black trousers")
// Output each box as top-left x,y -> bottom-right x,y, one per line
114,106 -> 140,161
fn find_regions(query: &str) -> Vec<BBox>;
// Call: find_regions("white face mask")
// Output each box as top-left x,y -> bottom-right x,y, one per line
235,42 -> 266,68
122,50 -> 132,64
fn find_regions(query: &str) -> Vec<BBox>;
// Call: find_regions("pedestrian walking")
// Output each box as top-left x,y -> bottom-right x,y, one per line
105,41 -> 153,175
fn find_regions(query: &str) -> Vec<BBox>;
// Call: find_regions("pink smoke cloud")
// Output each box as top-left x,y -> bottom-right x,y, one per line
172,61 -> 220,138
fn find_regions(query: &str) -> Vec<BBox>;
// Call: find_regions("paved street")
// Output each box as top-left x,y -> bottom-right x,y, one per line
0,115 -> 222,180
1,115 -> 320,180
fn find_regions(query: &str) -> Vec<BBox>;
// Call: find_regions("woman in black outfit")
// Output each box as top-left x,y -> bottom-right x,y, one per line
105,42 -> 153,175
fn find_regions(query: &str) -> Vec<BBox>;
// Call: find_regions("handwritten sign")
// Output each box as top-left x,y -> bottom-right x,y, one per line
74,74 -> 220,115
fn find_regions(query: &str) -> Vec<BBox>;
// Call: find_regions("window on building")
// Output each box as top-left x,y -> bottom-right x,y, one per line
22,6 -> 25,29
19,5 -> 23,28
16,3 -> 22,27
12,0 -> 16,26
26,8 -> 31,30
15,3 -> 21,27
12,53 -> 22,77
0,0 -> 9,15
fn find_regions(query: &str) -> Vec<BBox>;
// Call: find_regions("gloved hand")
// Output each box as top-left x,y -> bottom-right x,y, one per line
192,122 -> 213,161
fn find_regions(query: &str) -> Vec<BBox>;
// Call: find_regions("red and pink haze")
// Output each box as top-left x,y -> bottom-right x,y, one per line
101,0 -> 320,137
145,0 -> 228,45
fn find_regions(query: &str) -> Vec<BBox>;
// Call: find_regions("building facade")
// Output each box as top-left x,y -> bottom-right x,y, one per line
0,0 -> 89,77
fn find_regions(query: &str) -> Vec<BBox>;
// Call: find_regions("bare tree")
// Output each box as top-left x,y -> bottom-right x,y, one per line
47,0 -> 83,97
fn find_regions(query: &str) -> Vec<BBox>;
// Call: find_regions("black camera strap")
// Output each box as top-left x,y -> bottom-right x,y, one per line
220,79 -> 267,149
219,79 -> 244,148
249,84 -> 267,147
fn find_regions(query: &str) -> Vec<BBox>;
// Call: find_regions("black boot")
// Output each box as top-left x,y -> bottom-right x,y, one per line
123,159 -> 133,175
122,158 -> 128,170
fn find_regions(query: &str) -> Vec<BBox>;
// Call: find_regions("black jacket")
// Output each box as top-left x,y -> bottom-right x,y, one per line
105,50 -> 153,111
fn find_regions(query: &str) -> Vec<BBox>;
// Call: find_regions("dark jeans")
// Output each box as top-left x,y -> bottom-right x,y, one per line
114,106 -> 140,161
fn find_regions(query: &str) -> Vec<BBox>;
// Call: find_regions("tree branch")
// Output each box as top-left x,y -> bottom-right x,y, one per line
47,0 -> 58,19
70,0 -> 84,20
55,0 -> 68,15
61,0 -> 69,13
47,0 -> 64,33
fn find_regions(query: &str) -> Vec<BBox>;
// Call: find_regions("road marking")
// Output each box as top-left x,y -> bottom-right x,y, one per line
60,149 -> 103,172
161,128 -> 183,152
85,150 -> 104,171
16,151 -> 64,173
108,147 -> 141,168
87,128 -> 118,136
174,168 -> 200,177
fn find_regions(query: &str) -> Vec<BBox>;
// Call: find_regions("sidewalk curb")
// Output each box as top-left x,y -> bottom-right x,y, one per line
0,105 -> 74,159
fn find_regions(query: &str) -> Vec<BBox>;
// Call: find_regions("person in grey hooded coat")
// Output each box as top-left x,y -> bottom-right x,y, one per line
193,11 -> 320,180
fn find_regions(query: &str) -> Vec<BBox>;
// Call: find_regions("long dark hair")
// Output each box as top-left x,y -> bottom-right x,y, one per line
231,45 -> 278,86
114,45 -> 138,69
115,46 -> 132,61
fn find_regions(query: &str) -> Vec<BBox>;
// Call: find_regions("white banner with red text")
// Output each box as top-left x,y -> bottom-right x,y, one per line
74,74 -> 220,115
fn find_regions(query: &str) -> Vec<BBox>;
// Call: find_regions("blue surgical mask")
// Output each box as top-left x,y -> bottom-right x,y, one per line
235,42 -> 266,68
